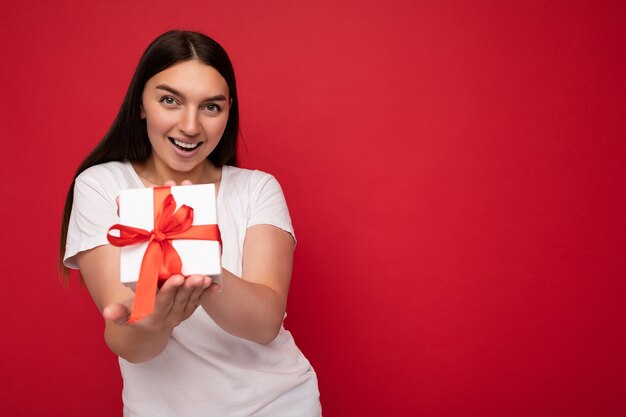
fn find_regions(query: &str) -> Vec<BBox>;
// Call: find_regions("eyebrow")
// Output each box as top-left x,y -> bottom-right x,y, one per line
155,84 -> 227,101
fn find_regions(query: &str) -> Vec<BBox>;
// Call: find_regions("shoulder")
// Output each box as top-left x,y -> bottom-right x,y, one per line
76,160 -> 132,183
223,165 -> 291,210
223,165 -> 283,198
219,166 -> 295,238
223,165 -> 287,203
223,165 -> 278,188
75,161 -> 138,193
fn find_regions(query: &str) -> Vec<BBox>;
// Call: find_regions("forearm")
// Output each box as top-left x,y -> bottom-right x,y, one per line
201,269 -> 286,344
105,322 -> 173,363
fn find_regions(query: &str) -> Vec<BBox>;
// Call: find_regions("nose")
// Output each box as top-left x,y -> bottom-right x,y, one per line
179,107 -> 200,136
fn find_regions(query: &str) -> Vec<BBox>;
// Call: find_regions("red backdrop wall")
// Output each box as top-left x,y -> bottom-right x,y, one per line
1,1 -> 625,416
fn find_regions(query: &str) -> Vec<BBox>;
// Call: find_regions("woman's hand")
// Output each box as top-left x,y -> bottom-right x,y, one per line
102,274 -> 220,331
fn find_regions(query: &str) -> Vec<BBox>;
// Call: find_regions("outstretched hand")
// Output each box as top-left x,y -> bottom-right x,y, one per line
103,273 -> 221,330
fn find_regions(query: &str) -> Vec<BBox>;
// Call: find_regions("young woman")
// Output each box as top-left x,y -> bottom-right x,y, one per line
59,30 -> 321,416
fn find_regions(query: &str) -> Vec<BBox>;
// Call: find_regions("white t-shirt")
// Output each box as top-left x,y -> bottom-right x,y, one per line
64,161 -> 321,417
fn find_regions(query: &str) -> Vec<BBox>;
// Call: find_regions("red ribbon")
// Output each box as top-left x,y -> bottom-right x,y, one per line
107,186 -> 221,323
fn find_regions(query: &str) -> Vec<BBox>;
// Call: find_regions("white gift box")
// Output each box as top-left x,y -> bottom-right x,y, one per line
117,184 -> 222,288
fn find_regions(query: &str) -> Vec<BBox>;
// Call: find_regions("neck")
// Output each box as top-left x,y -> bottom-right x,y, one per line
134,158 -> 221,186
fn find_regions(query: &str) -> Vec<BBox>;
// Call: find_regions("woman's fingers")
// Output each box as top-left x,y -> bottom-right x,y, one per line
169,275 -> 208,321
123,274 -> 213,330
151,274 -> 185,321
185,277 -> 213,315
142,275 -> 209,329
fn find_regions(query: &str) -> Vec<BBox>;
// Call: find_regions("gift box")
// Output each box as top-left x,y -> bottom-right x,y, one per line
108,184 -> 221,322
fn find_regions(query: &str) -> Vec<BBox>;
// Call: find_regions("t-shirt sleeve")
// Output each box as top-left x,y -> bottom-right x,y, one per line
63,171 -> 119,269
247,172 -> 296,241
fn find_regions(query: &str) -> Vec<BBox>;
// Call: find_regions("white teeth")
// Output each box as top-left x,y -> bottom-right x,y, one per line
173,138 -> 200,149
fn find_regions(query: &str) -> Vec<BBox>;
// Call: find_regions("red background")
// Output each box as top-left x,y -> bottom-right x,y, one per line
1,1 -> 625,416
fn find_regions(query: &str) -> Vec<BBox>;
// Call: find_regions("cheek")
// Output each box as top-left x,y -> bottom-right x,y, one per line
200,117 -> 229,140
145,110 -> 174,138
217,119 -> 229,137
214,113 -> 230,137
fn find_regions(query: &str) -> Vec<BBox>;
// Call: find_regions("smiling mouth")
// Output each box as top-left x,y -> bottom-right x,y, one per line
169,137 -> 202,152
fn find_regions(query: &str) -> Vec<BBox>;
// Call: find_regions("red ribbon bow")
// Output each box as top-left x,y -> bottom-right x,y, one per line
107,186 -> 221,323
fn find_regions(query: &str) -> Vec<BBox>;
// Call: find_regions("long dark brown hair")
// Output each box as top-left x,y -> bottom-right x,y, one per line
59,30 -> 239,278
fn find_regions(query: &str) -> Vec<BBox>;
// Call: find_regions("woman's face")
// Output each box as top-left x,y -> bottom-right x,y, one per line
141,59 -> 230,174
